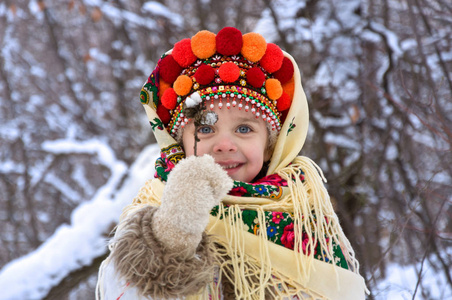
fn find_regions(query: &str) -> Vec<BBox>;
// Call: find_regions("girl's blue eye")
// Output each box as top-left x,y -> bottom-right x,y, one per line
198,126 -> 213,134
237,125 -> 251,133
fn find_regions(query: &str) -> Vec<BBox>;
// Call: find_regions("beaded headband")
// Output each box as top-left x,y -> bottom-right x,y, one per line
139,27 -> 295,138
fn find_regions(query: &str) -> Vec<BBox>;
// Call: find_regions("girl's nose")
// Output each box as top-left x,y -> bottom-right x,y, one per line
213,134 -> 237,153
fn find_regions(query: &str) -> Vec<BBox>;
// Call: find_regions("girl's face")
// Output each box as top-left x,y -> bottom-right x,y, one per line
182,102 -> 271,182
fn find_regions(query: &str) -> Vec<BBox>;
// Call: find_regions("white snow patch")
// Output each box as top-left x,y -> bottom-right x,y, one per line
0,144 -> 160,299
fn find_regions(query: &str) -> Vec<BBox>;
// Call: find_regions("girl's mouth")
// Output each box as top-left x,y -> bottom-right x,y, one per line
221,163 -> 240,170
218,162 -> 243,176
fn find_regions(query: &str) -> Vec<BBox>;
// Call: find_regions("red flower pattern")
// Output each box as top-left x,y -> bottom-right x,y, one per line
272,212 -> 284,224
254,174 -> 288,186
281,223 -> 295,250
229,186 -> 247,196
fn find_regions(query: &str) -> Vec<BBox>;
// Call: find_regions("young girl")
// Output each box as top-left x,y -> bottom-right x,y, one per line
97,27 -> 367,299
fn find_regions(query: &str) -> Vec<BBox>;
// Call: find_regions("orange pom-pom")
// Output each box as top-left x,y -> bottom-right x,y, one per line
161,88 -> 178,109
218,62 -> 240,83
266,78 -> 283,100
156,105 -> 171,124
241,33 -> 267,62
172,38 -> 197,68
159,79 -> 171,97
260,43 -> 284,73
191,30 -> 216,59
173,75 -> 193,96
282,76 -> 295,100
276,91 -> 292,111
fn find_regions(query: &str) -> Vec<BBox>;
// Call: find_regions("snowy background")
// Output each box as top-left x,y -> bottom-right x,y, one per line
1,0 -> 451,299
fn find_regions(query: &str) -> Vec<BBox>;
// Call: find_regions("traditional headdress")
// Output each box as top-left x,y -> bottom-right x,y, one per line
139,27 -> 295,138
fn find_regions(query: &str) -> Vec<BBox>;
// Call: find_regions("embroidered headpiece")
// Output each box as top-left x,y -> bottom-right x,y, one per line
139,27 -> 295,138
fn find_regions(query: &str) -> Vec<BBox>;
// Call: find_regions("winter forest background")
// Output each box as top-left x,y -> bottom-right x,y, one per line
0,0 -> 451,299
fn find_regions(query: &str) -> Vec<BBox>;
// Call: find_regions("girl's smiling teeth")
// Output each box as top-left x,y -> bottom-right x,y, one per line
218,162 -> 242,170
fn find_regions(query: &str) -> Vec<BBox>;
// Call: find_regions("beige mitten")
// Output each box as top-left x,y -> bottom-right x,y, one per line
152,154 -> 233,253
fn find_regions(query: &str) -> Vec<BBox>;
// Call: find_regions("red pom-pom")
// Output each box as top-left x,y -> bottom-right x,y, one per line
273,57 -> 294,84
246,67 -> 265,88
216,27 -> 243,56
259,43 -> 284,73
172,38 -> 197,68
194,64 -> 215,85
158,55 -> 182,83
161,88 -> 178,109
219,62 -> 240,83
156,105 -> 171,124
276,91 -> 292,111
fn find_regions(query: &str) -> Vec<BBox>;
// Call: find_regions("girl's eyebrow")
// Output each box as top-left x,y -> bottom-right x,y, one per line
235,116 -> 262,124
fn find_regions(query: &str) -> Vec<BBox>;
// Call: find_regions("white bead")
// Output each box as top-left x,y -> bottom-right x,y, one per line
238,94 -> 242,99
206,96 -> 210,100
214,94 -> 219,99
222,93 -> 226,98
232,100 -> 237,106
218,102 -> 223,107
238,103 -> 243,108
210,103 -> 214,109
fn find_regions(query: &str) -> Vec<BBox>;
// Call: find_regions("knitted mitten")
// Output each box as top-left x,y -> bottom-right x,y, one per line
152,154 -> 233,253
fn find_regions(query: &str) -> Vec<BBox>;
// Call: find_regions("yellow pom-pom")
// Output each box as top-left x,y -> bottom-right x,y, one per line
191,30 -> 216,59
266,78 -> 283,100
241,33 -> 267,62
173,75 -> 193,96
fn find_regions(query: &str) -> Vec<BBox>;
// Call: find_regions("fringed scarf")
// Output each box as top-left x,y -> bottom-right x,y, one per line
127,144 -> 365,299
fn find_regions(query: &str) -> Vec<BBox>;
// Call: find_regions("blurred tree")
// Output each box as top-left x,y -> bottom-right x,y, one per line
0,0 -> 450,298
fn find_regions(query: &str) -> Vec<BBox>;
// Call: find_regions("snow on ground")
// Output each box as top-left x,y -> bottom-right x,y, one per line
0,143 -> 160,300
374,253 -> 452,299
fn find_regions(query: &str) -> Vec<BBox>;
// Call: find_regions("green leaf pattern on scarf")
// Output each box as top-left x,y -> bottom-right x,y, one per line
211,207 -> 349,269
